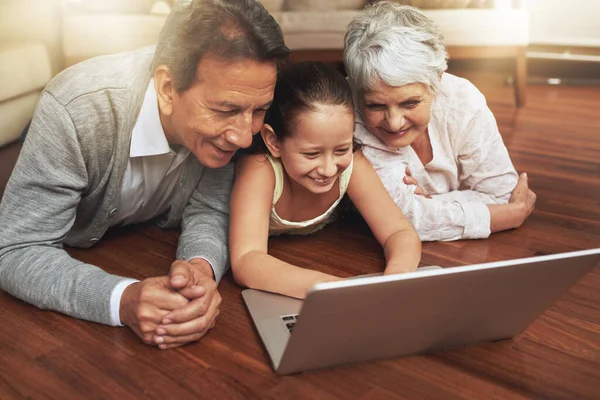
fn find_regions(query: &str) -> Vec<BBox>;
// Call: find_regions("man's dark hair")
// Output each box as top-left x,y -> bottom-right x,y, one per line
153,0 -> 290,93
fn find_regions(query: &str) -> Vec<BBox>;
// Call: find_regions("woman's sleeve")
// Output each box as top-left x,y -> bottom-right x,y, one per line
371,155 -> 491,241
431,106 -> 518,205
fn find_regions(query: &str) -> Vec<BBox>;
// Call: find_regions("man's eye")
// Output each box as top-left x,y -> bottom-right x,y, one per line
365,104 -> 385,111
403,101 -> 420,108
213,109 -> 237,115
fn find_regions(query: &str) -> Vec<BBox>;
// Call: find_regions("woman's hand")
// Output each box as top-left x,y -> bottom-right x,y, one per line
403,167 -> 431,198
509,172 -> 537,226
489,172 -> 537,233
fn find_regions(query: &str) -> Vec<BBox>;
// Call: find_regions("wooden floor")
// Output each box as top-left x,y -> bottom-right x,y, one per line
1,72 -> 599,399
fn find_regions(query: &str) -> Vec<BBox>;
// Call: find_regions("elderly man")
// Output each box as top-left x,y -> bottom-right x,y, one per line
0,0 -> 289,349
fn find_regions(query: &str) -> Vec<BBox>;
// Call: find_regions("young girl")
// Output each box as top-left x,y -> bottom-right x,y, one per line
229,62 -> 421,299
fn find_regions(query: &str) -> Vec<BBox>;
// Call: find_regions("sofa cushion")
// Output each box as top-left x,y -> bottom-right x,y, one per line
259,0 -> 285,12
427,9 -> 529,46
278,8 -> 528,50
276,10 -> 361,50
0,42 -> 52,103
335,0 -> 367,10
0,91 -> 40,147
278,10 -> 361,34
286,0 -> 366,11
62,14 -> 167,67
409,0 -> 472,8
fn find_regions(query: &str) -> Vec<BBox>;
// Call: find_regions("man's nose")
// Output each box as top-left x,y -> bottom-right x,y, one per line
384,108 -> 405,132
225,113 -> 254,149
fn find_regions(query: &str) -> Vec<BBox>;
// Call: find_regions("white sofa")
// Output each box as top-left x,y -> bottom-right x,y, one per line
0,0 -> 61,147
0,43 -> 53,147
0,0 -> 530,149
271,2 -> 529,106
61,0 -> 529,105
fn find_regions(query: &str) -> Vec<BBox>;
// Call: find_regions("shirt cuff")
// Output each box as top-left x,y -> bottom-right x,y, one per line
109,279 -> 139,326
460,202 -> 492,239
188,256 -> 217,280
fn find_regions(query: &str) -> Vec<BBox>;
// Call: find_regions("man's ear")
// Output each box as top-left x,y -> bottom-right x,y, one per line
154,65 -> 174,117
261,124 -> 281,158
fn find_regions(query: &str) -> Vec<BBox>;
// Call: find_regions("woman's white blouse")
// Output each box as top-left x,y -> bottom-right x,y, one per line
354,73 -> 518,241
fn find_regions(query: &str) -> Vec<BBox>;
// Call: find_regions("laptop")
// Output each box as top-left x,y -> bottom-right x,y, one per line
242,248 -> 600,375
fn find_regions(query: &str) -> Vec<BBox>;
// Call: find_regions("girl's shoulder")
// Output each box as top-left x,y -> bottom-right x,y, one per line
235,153 -> 278,181
350,149 -> 368,168
345,150 -> 371,182
236,153 -> 272,170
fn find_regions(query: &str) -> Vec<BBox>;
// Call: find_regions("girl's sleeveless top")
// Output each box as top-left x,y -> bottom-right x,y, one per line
267,154 -> 353,236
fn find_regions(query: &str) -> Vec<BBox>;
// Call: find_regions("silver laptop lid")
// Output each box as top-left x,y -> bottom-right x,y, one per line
276,249 -> 600,374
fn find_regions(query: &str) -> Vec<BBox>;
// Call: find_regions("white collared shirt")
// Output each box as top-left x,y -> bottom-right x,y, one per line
108,79 -> 191,326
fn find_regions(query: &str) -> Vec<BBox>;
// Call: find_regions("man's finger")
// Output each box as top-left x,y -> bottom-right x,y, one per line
178,273 -> 215,301
159,293 -> 221,331
178,284 -> 207,299
405,166 -> 413,177
161,291 -> 219,325
168,260 -> 194,289
147,287 -> 189,311
155,329 -> 210,347
157,341 -> 199,350
157,308 -> 219,340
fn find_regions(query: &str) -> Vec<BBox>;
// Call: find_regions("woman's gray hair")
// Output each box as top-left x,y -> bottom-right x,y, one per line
152,0 -> 289,93
344,1 -> 448,99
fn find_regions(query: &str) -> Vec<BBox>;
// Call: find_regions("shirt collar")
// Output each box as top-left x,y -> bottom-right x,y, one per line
130,79 -> 172,157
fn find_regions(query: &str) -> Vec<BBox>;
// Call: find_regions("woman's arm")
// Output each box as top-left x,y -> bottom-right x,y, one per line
229,155 -> 340,299
445,106 -> 519,204
404,168 -> 536,234
488,172 -> 536,232
372,160 -> 491,241
347,152 -> 421,275
417,105 -> 535,232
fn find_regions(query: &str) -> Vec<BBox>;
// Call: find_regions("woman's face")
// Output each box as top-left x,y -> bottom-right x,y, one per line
360,81 -> 434,149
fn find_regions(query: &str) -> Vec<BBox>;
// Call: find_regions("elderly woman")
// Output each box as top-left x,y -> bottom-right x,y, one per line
343,1 -> 536,241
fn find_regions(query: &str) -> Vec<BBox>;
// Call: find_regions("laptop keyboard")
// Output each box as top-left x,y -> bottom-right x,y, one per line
281,314 -> 299,333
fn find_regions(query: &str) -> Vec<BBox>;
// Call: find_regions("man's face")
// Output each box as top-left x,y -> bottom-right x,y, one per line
163,54 -> 277,168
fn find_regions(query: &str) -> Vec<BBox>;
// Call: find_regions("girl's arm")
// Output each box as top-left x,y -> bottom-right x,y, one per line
347,152 -> 422,275
229,154 -> 341,299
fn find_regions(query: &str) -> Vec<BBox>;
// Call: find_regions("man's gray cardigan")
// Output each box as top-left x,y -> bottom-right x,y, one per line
0,47 -> 234,325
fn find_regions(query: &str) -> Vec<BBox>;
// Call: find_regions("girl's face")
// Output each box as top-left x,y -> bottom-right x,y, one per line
276,104 -> 355,195
360,81 -> 434,149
